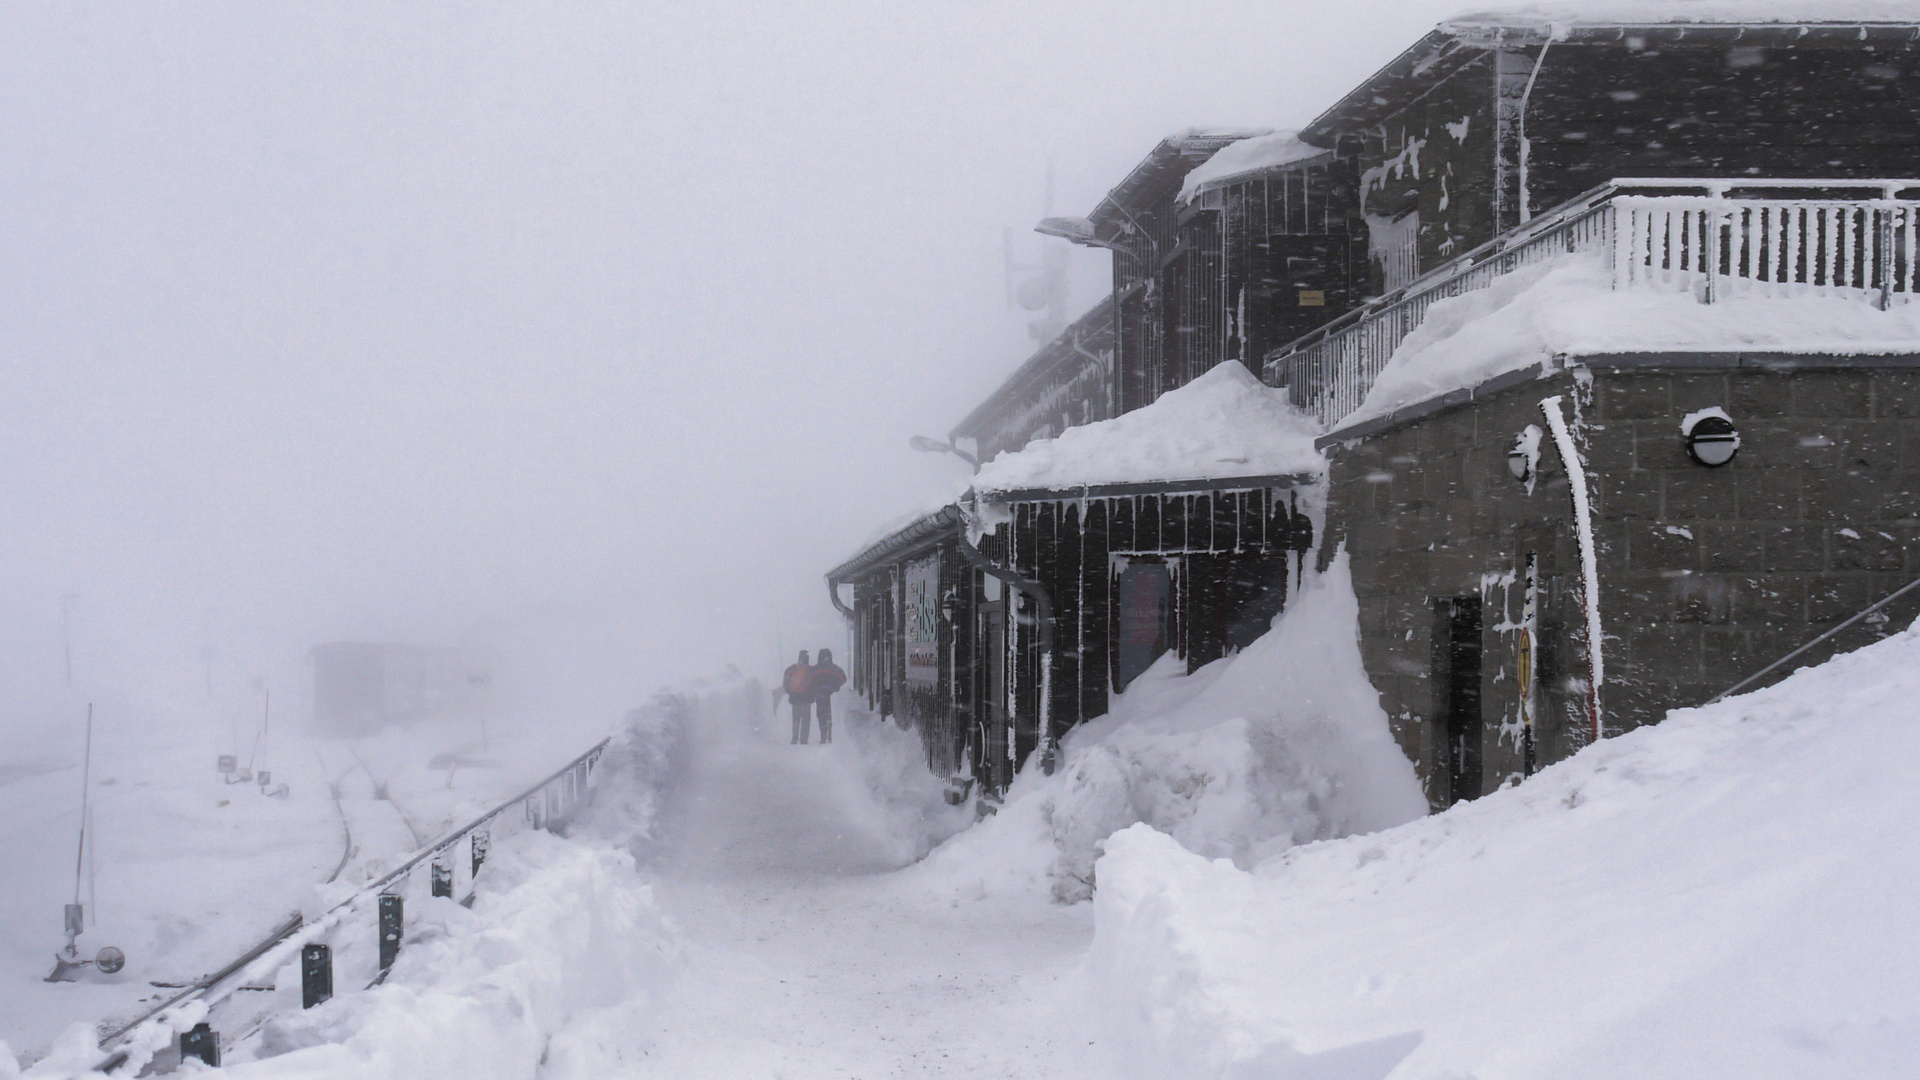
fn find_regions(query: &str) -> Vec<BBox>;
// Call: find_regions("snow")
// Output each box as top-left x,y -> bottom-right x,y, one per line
972,361 -> 1324,494
1680,404 -> 1735,436
1444,0 -> 1920,30
1514,422 -> 1542,494
1087,610 -> 1920,1079
15,580 -> 1920,1078
1540,395 -> 1605,741
903,553 -> 1427,904
1177,130 -> 1326,203
1344,256 -> 1920,428
0,692 -> 622,1070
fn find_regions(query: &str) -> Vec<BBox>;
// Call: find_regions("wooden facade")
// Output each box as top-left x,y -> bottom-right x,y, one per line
829,482 -> 1316,795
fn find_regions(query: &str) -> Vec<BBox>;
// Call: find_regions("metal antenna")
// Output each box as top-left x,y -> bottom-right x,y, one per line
68,705 -> 94,956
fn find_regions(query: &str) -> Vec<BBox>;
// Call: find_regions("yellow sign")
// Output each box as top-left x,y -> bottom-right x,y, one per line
1516,627 -> 1533,727
1298,290 -> 1326,307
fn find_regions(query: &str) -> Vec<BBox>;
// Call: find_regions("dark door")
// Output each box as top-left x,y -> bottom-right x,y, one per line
1114,559 -> 1173,692
1433,596 -> 1484,807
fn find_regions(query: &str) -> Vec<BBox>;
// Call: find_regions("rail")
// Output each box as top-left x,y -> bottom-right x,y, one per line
93,736 -> 612,1073
1266,178 -> 1920,429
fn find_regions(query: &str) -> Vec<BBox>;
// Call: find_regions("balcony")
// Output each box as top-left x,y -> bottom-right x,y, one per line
1265,179 -> 1920,429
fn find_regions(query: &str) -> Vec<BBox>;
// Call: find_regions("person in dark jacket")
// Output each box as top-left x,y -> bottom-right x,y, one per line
776,650 -> 813,744
808,648 -> 848,745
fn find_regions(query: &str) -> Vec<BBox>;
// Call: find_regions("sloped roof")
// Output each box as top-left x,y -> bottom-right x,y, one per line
1087,128 -> 1270,233
948,296 -> 1114,444
1178,131 -> 1332,204
1301,3 -> 1920,144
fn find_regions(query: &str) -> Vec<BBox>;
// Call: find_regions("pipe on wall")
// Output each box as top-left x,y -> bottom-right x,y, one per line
954,517 -> 1058,774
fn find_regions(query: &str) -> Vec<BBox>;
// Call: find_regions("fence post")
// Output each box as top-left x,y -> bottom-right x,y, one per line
1704,203 -> 1721,304
378,894 -> 403,974
431,856 -> 453,899
180,1023 -> 219,1067
301,943 -> 332,1009
1880,207 -> 1896,310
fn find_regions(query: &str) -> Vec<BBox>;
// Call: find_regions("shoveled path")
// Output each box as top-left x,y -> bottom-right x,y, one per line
631,713 -> 1104,1079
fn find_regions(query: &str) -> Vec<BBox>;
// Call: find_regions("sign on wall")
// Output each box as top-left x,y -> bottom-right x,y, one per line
905,554 -> 941,684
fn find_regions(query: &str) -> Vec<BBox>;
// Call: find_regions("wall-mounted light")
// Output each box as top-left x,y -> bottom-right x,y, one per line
940,589 -> 957,624
1508,425 -> 1542,488
1681,408 -> 1740,467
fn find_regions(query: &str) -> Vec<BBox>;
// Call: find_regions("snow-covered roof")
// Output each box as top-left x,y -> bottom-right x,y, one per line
972,361 -> 1323,496
1443,0 -> 1920,31
1087,129 -> 1271,229
1340,256 -> 1920,430
1177,131 -> 1329,204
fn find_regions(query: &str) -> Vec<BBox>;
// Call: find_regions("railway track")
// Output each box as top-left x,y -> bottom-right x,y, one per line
89,737 -> 610,1074
95,744 -> 447,1069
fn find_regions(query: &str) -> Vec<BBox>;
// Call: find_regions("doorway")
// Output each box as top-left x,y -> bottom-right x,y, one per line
1432,596 -> 1483,807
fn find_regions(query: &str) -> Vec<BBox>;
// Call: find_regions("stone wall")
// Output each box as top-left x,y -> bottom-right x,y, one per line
1325,360 -> 1920,810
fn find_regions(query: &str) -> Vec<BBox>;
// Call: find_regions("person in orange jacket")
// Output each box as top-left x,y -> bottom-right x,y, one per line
808,648 -> 848,745
776,650 -> 813,744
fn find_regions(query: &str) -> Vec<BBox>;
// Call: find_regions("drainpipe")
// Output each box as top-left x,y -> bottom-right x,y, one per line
824,578 -> 856,620
1540,395 -> 1604,743
954,516 -> 1058,775
1517,39 -> 1554,224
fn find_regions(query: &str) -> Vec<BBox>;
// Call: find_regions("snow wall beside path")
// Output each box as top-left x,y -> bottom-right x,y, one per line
1087,614 -> 1920,1080
907,553 -> 1427,904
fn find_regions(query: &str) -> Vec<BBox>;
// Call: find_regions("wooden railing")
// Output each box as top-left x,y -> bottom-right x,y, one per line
1267,179 -> 1920,429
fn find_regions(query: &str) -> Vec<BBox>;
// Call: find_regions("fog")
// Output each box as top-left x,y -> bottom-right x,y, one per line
0,0 -> 1463,750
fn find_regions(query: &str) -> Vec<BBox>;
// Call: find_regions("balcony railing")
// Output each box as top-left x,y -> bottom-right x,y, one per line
1266,179 -> 1920,429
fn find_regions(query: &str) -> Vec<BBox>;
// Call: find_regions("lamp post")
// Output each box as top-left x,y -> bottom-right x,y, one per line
1034,216 -> 1155,266
61,593 -> 80,689
908,435 -> 978,469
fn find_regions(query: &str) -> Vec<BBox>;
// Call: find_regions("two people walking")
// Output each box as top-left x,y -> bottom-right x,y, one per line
777,649 -> 846,745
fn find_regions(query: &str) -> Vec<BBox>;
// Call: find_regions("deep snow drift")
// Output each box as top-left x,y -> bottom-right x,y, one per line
1087,613 -> 1920,1080
906,555 -> 1428,904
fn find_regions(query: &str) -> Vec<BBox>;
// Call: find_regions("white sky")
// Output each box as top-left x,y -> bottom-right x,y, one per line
0,0 -> 1477,739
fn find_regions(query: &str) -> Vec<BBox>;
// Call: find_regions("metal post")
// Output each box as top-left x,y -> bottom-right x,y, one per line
180,1023 -> 219,1067
378,894 -> 403,974
430,857 -> 452,899
300,943 -> 332,1009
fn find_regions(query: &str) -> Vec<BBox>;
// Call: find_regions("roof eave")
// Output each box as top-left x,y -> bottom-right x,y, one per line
825,506 -> 963,583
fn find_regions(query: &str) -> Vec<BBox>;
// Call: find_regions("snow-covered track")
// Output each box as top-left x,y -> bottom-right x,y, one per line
89,737 -> 612,1075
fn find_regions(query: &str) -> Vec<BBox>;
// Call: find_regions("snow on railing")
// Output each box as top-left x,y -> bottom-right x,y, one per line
1268,179 -> 1920,429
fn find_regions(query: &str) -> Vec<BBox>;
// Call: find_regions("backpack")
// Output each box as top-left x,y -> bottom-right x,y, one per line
785,666 -> 811,696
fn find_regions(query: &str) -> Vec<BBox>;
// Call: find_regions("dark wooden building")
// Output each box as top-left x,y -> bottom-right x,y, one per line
832,7 -> 1920,811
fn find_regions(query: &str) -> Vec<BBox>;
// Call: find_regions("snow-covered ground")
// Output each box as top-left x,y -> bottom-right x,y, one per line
13,565 -> 1920,1077
0,699 -> 617,1069
1088,614 -> 1920,1080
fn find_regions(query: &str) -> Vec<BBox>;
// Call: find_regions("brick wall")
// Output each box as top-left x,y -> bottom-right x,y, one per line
1326,361 -> 1920,810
